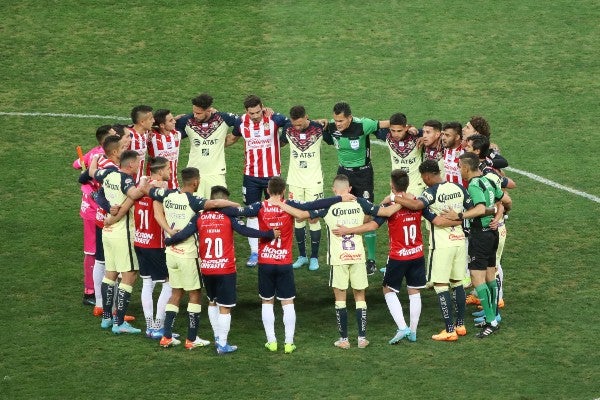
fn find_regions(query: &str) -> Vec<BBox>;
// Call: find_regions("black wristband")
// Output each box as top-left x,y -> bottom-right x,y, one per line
457,212 -> 464,221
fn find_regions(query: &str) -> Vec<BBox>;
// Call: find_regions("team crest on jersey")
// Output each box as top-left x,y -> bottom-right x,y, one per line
426,148 -> 443,161
387,134 -> 417,158
188,116 -> 221,139
363,191 -> 370,199
350,139 -> 360,150
286,125 -> 322,152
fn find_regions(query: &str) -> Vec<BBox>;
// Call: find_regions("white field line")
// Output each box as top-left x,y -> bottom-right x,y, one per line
371,140 -> 600,204
1,111 -> 598,203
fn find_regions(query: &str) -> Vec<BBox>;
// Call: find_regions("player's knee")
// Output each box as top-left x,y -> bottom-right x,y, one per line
309,220 -> 321,230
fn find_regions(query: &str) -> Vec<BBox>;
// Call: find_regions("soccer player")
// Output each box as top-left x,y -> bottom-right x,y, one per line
125,105 -> 154,183
149,167 -> 239,349
280,105 -> 325,271
164,185 -> 279,354
226,95 -> 289,267
225,176 -> 355,353
375,113 -> 424,196
175,93 -> 238,198
73,125 -> 117,306
147,109 -> 181,189
93,150 -> 147,334
441,122 -> 466,187
441,153 -> 510,338
421,119 -> 445,177
461,116 -> 509,170
274,175 -> 399,349
394,160 -> 473,341
322,102 -> 390,275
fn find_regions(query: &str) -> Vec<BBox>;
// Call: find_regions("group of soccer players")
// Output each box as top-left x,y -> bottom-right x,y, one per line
73,94 -> 515,354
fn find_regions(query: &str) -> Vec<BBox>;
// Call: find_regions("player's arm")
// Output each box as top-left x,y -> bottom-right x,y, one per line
174,114 -> 191,139
204,199 -> 241,210
331,220 -> 382,236
230,216 -> 277,239
279,130 -> 288,148
277,193 -> 355,212
488,152 -> 508,169
152,201 -> 178,237
422,207 -> 462,228
225,116 -> 243,146
164,215 -> 198,245
269,200 -> 311,220
322,124 -> 334,145
104,197 -> 135,226
392,194 -> 426,211
218,203 -> 261,218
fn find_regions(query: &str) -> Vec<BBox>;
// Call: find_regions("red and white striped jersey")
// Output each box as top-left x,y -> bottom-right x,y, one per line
197,211 -> 237,275
146,129 -> 181,189
126,126 -> 148,184
134,193 -> 164,249
257,200 -> 294,265
94,156 -> 119,228
234,113 -> 287,178
443,145 -> 466,187
387,207 -> 424,261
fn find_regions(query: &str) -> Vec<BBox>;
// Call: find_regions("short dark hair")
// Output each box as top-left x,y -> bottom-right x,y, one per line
148,156 -> 169,173
112,124 -> 126,136
333,102 -> 352,117
153,109 -> 171,127
181,167 -> 200,185
102,135 -> 121,154
389,113 -> 407,126
96,125 -> 113,144
268,176 -> 286,196
423,119 -> 442,131
192,93 -> 213,109
130,105 -> 153,124
333,174 -> 350,185
210,185 -> 230,200
459,152 -> 480,172
391,169 -> 409,192
442,121 -> 463,138
120,150 -> 139,167
243,95 -> 262,109
419,159 -> 441,175
289,105 -> 306,120
468,134 -> 490,159
470,116 -> 491,137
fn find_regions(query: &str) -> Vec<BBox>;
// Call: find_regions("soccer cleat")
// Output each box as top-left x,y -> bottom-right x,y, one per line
160,336 -> 181,347
100,317 -> 113,329
466,294 -> 481,305
246,252 -> 259,267
498,298 -> 505,308
292,256 -> 308,269
389,327 -> 411,345
112,321 -> 141,334
472,310 -> 486,318
112,312 -> 136,322
407,331 -> 417,342
357,337 -> 370,348
185,336 -> 211,349
455,325 -> 467,336
334,338 -> 350,349
308,258 -> 319,271
284,343 -> 297,354
82,294 -> 96,306
476,323 -> 500,338
379,267 -> 387,274
93,306 -> 103,317
146,328 -> 155,338
366,259 -> 377,276
431,329 -> 458,341
217,343 -> 238,355
265,342 -> 278,352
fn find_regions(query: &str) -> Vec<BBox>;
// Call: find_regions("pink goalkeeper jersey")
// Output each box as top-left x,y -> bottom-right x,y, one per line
73,146 -> 104,220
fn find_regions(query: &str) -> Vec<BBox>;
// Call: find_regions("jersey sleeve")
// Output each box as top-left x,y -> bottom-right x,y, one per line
359,118 -> 379,134
418,185 -> 437,208
488,151 -> 508,169
422,207 -> 437,222
468,183 -> 486,206
220,202 -> 262,217
121,174 -> 136,194
231,116 -> 243,136
149,187 -> 174,202
374,128 -> 389,141
218,112 -> 239,127
308,208 -> 328,219
230,216 -> 275,239
186,193 -> 207,212
271,113 -> 289,128
164,215 -> 199,246
322,124 -> 334,145
357,197 -> 381,216
175,114 -> 192,138
279,128 -> 289,145
78,169 -> 92,184
94,188 -> 111,213
285,196 -> 342,211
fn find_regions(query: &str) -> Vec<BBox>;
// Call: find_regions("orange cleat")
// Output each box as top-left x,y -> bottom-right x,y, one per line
93,306 -> 103,317
466,294 -> 481,305
455,325 -> 467,336
431,329 -> 458,341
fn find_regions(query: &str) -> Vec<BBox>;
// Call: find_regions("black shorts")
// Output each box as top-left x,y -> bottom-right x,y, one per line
135,247 -> 168,282
383,257 -> 426,292
242,175 -> 271,205
468,229 -> 499,271
95,225 -> 105,262
258,263 -> 296,300
337,164 -> 374,200
202,272 -> 237,307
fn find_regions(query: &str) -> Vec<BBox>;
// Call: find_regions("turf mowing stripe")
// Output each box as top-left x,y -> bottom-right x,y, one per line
1,110 -> 598,203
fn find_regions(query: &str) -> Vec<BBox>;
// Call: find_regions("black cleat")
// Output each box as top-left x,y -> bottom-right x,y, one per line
366,259 -> 377,276
82,293 -> 96,306
476,323 -> 499,338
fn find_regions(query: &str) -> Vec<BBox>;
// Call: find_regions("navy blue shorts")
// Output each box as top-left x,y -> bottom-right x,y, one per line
95,226 -> 105,262
242,175 -> 271,205
258,263 -> 296,300
468,229 -> 498,271
135,247 -> 168,282
202,272 -> 237,307
382,257 -> 426,292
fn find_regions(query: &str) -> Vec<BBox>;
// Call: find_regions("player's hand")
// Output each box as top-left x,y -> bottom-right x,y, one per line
381,195 -> 392,205
415,137 -> 425,149
137,176 -> 151,195
174,114 -> 186,120
340,193 -> 356,202
262,107 -> 274,117
272,229 -> 281,239
109,205 -> 120,216
489,219 -> 500,230
408,126 -> 419,136
441,208 -> 459,221
332,224 -> 352,237
104,215 -> 115,226
268,197 -> 284,207
316,118 -> 329,127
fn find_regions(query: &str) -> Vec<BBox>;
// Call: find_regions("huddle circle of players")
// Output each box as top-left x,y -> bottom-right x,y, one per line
74,94 -> 515,354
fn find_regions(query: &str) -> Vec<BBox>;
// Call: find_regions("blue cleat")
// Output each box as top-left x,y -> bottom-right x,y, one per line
379,267 -> 387,274
112,321 -> 141,334
100,317 -> 113,329
292,256 -> 308,269
308,258 -> 319,271
216,343 -> 238,355
246,252 -> 259,268
389,327 -> 412,345
407,331 -> 417,342
472,310 -> 486,318
474,313 -> 501,326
